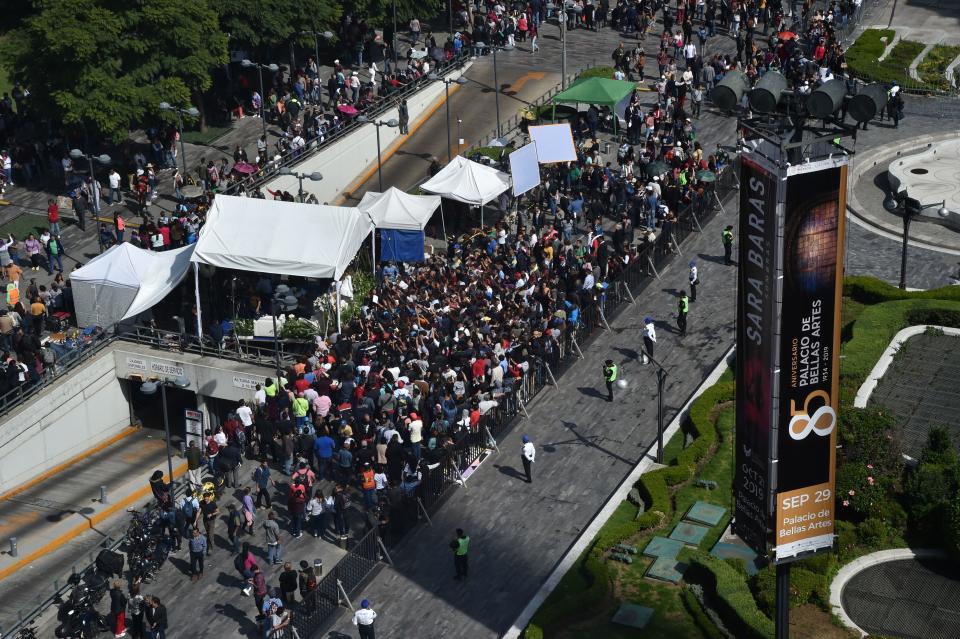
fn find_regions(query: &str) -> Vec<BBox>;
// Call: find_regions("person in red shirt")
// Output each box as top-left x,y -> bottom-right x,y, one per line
158,224 -> 171,249
294,373 -> 310,394
471,356 -> 487,383
47,199 -> 61,235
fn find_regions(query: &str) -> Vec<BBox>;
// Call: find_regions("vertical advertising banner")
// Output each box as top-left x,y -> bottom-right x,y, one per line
733,158 -> 780,556
774,165 -> 847,561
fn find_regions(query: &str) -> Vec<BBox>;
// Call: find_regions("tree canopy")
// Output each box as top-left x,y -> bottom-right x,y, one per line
1,0 -> 228,142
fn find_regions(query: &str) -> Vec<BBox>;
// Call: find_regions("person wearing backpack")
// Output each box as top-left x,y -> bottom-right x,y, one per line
109,580 -> 127,637
298,560 -> 317,611
234,542 -> 256,596
226,503 -> 244,553
288,479 -> 307,538
179,494 -> 200,539
252,459 -> 275,509
205,429 -> 220,477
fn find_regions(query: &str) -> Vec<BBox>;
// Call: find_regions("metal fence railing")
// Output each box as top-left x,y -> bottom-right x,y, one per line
221,53 -> 471,198
0,484 -> 185,638
291,527 -> 383,638
0,323 -> 291,421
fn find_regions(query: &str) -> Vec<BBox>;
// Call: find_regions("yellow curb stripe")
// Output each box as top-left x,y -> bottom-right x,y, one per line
0,427 -> 139,503
335,83 -> 464,205
0,462 -> 188,583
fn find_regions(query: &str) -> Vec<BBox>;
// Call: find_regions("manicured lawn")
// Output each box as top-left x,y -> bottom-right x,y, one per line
0,213 -> 73,240
181,124 -> 232,146
884,40 -> 924,72
917,44 -> 960,88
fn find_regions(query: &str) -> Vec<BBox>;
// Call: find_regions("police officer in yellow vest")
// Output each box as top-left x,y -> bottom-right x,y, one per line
722,225 -> 734,265
678,291 -> 690,337
603,359 -> 618,402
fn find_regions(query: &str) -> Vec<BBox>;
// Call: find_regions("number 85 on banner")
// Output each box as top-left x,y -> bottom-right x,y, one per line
788,390 -> 836,440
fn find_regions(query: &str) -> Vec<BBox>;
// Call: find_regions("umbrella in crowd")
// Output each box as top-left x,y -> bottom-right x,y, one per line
696,170 -> 717,183
337,104 -> 359,118
778,31 -> 797,40
646,160 -> 669,177
232,162 -> 257,175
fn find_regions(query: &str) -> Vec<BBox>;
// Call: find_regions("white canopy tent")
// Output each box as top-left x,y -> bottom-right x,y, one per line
421,156 -> 512,226
191,195 -> 374,332
357,188 -> 442,265
357,187 -> 441,231
71,243 -> 196,329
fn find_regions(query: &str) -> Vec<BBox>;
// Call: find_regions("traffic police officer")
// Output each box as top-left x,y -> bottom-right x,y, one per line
722,225 -> 734,265
603,359 -> 618,402
353,598 -> 377,638
677,291 -> 690,337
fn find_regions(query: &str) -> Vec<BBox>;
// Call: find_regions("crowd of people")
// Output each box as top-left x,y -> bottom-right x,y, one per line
1,1 -> 882,636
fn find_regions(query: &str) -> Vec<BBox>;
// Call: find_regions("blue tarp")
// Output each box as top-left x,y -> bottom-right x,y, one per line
379,229 -> 424,262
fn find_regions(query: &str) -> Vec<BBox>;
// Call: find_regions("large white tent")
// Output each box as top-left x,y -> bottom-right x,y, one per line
191,195 -> 373,280
421,155 -> 512,206
357,187 -> 441,231
71,243 -> 196,328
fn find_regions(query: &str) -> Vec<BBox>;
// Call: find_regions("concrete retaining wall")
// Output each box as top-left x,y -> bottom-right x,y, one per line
263,63 -> 471,204
0,350 -> 129,494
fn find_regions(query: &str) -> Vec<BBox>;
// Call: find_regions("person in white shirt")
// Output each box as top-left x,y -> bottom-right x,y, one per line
407,413 -> 423,459
254,384 -> 267,408
236,400 -> 254,428
521,435 -> 535,483
688,260 -> 699,302
108,169 -> 121,205
643,316 -> 657,364
353,599 -> 377,638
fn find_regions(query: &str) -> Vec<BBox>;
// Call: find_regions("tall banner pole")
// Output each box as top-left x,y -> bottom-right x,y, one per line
193,262 -> 203,339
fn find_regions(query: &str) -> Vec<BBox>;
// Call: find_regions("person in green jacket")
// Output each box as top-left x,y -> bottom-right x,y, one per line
678,291 -> 690,337
722,225 -> 734,265
451,528 -> 470,580
603,359 -> 618,402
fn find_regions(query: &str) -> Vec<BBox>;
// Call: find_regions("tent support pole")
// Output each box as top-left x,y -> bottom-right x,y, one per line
335,283 -> 342,334
371,231 -> 376,279
440,200 -> 448,242
193,262 -> 202,340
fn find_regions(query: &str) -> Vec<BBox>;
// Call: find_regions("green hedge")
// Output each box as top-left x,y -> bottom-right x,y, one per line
844,276 -> 960,304
684,550 -> 775,639
681,587 -> 728,639
578,66 -> 617,80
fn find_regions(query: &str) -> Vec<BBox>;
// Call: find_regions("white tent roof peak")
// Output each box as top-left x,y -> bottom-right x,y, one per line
357,187 -> 441,231
420,155 -> 512,206
71,242 -> 196,327
191,195 -> 373,280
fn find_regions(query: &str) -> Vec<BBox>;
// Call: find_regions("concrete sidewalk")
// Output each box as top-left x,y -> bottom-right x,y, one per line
0,426 -> 186,631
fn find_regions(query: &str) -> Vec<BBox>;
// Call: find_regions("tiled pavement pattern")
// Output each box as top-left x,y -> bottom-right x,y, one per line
842,557 -> 960,639
869,333 -> 960,459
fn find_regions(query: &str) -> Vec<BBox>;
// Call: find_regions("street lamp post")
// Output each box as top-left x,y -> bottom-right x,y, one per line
140,375 -> 192,489
241,59 -> 281,137
279,167 -> 323,202
884,192 -> 948,290
68,149 -> 111,237
302,30 -> 335,79
393,0 -> 398,66
561,4 -> 568,88
428,74 -> 468,162
357,116 -> 400,191
642,353 -> 669,464
158,102 -> 200,178
474,44 -> 512,138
